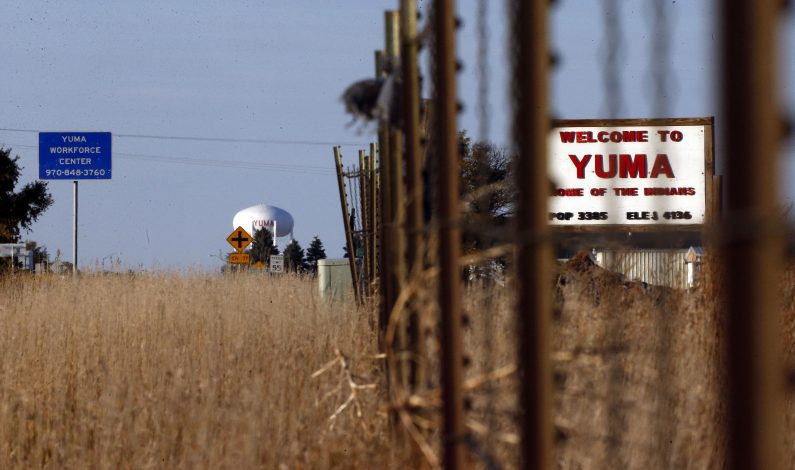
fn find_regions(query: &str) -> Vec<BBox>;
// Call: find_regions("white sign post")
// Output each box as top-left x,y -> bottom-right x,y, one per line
73,181 -> 78,274
548,118 -> 713,229
269,255 -> 284,274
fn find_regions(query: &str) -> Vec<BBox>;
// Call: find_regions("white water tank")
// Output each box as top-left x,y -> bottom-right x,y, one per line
233,204 -> 294,238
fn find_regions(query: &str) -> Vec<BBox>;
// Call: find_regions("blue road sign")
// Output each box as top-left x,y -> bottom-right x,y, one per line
39,132 -> 112,180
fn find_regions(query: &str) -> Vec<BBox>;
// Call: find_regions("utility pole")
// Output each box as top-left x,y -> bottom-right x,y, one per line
432,0 -> 468,467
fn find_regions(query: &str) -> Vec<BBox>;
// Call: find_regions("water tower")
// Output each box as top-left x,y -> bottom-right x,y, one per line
232,204 -> 294,244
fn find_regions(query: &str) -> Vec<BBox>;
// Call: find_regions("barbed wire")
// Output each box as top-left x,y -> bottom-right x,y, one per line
476,0 -> 490,143
649,0 -> 676,118
602,0 -> 623,118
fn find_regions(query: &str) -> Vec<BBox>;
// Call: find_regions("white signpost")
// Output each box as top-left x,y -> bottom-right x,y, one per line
269,255 -> 284,274
548,118 -> 714,229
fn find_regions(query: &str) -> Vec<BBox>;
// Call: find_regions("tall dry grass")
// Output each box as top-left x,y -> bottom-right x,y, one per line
0,273 -> 388,469
548,255 -> 724,469
2,259 -> 794,469
453,255 -> 793,469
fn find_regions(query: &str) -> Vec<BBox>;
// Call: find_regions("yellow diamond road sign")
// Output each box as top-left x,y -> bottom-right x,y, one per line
227,226 -> 253,253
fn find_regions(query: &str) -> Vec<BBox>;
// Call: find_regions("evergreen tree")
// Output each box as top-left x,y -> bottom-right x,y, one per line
248,228 -> 279,265
305,236 -> 327,273
283,239 -> 305,273
0,147 -> 53,242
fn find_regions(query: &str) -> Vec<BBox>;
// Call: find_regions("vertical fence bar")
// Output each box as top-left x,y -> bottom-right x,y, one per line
385,9 -> 410,390
378,49 -> 393,335
360,149 -> 370,294
511,0 -> 553,468
365,153 -> 374,293
334,146 -> 361,305
379,132 -> 392,329
401,0 -> 423,279
720,1 -> 783,469
386,9 -> 406,326
400,0 -> 426,393
400,4 -> 428,467
370,142 -> 379,297
375,50 -> 385,79
432,0 -> 468,467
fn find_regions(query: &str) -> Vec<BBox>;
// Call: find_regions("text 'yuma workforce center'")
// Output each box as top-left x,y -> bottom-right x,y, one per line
39,132 -> 112,179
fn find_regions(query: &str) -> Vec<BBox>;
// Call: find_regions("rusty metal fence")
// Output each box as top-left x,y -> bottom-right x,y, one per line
333,1 -> 793,468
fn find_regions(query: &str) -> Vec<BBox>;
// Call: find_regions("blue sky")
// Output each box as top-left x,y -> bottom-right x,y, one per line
2,1 -> 793,269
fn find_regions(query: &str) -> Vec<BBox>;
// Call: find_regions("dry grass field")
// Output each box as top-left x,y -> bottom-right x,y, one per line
0,273 -> 389,469
1,259 -> 794,469
460,254 -> 795,469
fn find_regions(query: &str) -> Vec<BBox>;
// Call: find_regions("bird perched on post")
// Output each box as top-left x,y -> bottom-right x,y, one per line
341,78 -> 386,122
341,57 -> 400,129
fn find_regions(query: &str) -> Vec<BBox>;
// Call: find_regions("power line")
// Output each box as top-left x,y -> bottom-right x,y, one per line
0,126 -> 370,147
118,153 -> 334,175
0,141 -> 336,176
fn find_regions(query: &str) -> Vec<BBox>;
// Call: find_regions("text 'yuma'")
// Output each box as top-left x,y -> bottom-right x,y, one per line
568,154 -> 675,179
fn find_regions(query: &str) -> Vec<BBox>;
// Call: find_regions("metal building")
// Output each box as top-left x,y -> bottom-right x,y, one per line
593,247 -> 703,289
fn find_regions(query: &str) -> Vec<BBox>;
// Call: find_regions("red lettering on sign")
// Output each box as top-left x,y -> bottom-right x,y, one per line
649,154 -> 675,178
619,154 -> 647,178
643,187 -> 695,196
569,154 -> 591,179
594,154 -> 617,178
576,131 -> 598,143
568,153 -> 676,179
553,188 -> 584,196
561,130 -> 650,144
613,187 -> 639,196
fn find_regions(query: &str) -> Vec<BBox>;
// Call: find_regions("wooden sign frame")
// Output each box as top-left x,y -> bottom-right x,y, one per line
548,116 -> 715,233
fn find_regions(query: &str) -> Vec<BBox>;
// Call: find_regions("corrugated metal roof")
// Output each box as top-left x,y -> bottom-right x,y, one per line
595,249 -> 690,289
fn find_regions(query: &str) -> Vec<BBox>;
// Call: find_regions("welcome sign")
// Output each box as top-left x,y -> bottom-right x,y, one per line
547,118 -> 713,228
